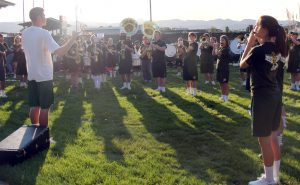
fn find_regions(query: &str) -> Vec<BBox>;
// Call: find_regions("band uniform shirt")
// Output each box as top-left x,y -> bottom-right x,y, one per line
22,26 -> 60,82
245,42 -> 281,94
152,40 -> 166,63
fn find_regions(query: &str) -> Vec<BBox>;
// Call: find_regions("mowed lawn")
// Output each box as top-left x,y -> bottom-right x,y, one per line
0,66 -> 299,185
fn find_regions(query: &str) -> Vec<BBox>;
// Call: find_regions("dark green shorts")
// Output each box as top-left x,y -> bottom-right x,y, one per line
251,90 -> 282,137
28,80 -> 54,109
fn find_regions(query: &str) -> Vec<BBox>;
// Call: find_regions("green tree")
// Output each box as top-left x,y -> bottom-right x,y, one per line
225,26 -> 230,33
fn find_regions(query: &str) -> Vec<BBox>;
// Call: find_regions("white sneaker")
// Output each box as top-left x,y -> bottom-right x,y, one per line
242,81 -> 246,86
186,88 -> 191,94
50,137 -> 56,144
161,87 -> 166,93
1,93 -> 7,98
176,72 -> 181,77
211,81 -> 216,85
257,174 -> 279,184
205,81 -> 209,84
290,84 -> 296,90
219,96 -> 225,101
248,176 -> 276,185
120,85 -> 127,90
127,83 -> 131,90
155,87 -> 161,91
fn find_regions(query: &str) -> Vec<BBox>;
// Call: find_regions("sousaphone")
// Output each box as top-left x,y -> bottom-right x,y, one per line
120,18 -> 138,36
142,21 -> 159,39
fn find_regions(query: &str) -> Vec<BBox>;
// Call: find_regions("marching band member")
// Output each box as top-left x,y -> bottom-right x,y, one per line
82,39 -> 91,80
237,34 -> 249,86
140,36 -> 152,83
117,34 -> 134,90
65,41 -> 83,90
132,41 -> 142,77
215,35 -> 231,102
151,31 -> 167,92
175,37 -> 185,77
88,38 -> 104,90
12,36 -> 28,88
105,38 -> 117,78
240,15 -> 288,185
286,32 -> 300,91
0,34 -> 7,98
200,33 -> 215,85
183,32 -> 198,96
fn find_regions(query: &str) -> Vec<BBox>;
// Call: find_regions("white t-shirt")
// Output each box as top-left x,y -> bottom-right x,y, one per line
22,26 -> 60,82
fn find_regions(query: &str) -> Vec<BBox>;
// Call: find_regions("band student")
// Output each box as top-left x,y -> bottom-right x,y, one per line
22,7 -> 78,127
151,31 -> 167,93
240,15 -> 288,185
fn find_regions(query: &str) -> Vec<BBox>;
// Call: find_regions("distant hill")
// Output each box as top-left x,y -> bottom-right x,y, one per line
0,19 -> 289,33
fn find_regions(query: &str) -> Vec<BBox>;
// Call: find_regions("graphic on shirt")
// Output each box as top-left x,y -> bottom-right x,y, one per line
265,52 -> 281,71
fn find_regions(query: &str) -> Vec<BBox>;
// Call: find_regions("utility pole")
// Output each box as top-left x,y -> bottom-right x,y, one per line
23,0 -> 25,23
150,0 -> 152,22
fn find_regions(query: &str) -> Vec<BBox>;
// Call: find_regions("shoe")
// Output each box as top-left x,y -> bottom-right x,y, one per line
0,92 -> 7,98
211,81 -> 216,85
257,174 -> 279,184
186,88 -> 191,94
161,87 -> 166,93
155,87 -> 161,91
205,81 -> 209,84
49,137 -> 56,144
127,83 -> 131,90
248,176 -> 276,185
242,81 -> 246,86
219,96 -> 225,101
120,85 -> 127,90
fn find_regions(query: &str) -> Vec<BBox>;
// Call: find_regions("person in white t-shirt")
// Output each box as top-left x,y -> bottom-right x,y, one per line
22,7 -> 78,127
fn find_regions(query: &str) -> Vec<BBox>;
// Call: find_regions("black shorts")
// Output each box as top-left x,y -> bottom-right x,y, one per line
251,90 -> 282,137
176,59 -> 183,67
152,61 -> 167,78
216,69 -> 229,84
0,64 -> 5,81
28,80 -> 54,109
119,60 -> 132,75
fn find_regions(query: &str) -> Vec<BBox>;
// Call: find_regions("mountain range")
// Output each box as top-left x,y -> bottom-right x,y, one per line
0,19 -> 289,33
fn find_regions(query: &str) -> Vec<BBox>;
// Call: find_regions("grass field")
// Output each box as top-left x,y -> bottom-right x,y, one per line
0,66 -> 299,185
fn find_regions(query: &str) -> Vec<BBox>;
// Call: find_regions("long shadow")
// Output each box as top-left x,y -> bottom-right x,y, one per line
126,83 -> 258,184
164,89 -> 250,127
50,88 -> 84,156
0,86 -> 29,139
0,84 -> 48,185
0,150 -> 48,185
87,82 -> 131,163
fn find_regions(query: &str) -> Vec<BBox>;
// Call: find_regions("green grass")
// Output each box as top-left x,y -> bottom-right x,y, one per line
0,66 -> 299,185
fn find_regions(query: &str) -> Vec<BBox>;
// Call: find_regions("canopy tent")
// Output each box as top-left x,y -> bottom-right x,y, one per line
19,18 -> 65,31
0,0 -> 14,9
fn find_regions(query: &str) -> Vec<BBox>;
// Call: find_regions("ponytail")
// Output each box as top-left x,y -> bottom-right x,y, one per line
259,15 -> 288,57
275,26 -> 288,57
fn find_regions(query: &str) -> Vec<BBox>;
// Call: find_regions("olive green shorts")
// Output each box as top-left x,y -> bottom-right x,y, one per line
28,80 -> 54,109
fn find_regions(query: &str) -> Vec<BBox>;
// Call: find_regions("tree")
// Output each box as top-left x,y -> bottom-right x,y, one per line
225,26 -> 230,33
210,27 -> 217,33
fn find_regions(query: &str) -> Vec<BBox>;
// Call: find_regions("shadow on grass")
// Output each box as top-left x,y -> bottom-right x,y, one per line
0,86 -> 29,140
50,86 -> 84,156
0,86 -> 48,185
87,82 -> 131,163
126,82 -> 257,184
